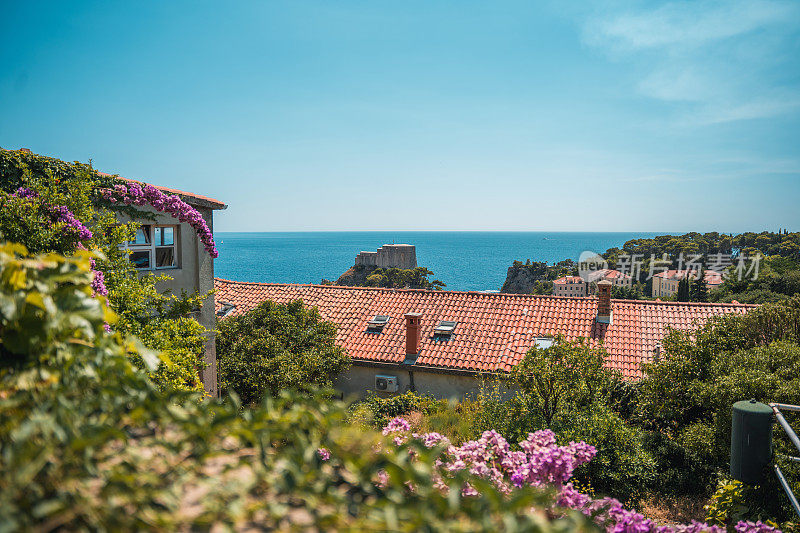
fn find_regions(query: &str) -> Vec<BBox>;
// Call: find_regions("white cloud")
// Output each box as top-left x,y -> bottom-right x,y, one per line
589,0 -> 795,49
582,0 -> 800,124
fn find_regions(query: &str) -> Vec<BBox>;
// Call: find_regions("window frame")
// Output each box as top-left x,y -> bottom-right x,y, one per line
122,224 -> 180,271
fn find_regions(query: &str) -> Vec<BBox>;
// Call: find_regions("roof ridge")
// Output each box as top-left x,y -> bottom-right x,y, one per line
214,278 -> 589,298
213,278 -> 757,308
98,173 -> 227,208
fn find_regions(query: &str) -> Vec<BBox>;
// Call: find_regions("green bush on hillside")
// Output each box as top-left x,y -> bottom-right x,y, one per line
510,335 -> 612,425
635,298 -> 800,518
365,266 -> 446,290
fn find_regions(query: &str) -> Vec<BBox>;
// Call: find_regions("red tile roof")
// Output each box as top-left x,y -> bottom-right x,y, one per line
214,279 -> 756,379
553,276 -> 584,284
98,173 -> 227,210
594,269 -> 631,280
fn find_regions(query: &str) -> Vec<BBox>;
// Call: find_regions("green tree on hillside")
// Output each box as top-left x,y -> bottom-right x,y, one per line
692,272 -> 709,302
365,266 -> 446,290
676,277 -> 691,301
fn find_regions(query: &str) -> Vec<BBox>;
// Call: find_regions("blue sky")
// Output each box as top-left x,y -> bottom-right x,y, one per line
1,1 -> 799,232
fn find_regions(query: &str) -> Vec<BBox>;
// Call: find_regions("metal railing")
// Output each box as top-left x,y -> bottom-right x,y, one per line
769,403 -> 800,518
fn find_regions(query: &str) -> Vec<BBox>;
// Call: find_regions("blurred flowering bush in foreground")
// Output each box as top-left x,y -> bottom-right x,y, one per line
381,417 -> 781,533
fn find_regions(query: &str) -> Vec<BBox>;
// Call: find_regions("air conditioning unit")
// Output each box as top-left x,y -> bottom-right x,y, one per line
375,374 -> 398,393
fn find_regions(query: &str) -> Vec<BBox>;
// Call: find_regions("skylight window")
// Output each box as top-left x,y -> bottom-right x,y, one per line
534,337 -> 554,349
367,315 -> 390,329
434,320 -> 458,335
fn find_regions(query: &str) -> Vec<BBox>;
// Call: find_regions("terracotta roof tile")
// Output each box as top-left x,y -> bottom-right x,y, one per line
214,279 -> 756,379
553,276 -> 584,284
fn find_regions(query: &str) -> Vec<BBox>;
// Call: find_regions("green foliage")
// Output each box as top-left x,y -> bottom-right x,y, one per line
611,283 -> 647,300
354,390 -> 445,426
531,280 -> 555,295
635,298 -> 800,517
510,336 -> 613,425
559,406 -> 657,504
0,243 -> 134,376
0,244 -> 597,531
692,272 -> 710,302
704,479 -> 749,526
0,148 -> 209,393
502,260 -> 576,293
365,266 -> 446,290
216,299 -> 351,404
710,255 -> 800,304
677,277 -> 691,301
702,477 -> 790,528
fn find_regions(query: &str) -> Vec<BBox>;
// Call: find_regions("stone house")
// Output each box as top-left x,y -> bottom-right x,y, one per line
552,275 -> 587,296
552,269 -> 632,297
652,269 -> 724,298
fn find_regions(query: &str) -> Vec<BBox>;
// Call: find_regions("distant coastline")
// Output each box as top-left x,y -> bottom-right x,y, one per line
214,231 -> 662,292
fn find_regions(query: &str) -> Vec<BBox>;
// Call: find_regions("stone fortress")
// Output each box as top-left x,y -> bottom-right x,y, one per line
354,244 -> 417,270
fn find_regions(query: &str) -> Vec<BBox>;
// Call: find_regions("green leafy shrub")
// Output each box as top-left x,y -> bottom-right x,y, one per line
364,266 -> 446,290
0,243 -> 597,531
354,390 -> 445,426
558,406 -> 657,504
704,479 -> 749,526
216,299 -> 351,404
634,298 -> 800,517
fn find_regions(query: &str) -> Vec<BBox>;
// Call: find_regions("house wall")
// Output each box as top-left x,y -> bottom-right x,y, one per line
334,362 -> 507,400
553,281 -> 586,297
117,204 -> 218,396
652,276 -> 679,297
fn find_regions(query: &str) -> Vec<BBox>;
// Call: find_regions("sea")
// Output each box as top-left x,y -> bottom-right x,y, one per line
214,232 -> 662,293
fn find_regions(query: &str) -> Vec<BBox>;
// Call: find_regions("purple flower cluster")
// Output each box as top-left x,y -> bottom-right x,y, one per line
103,182 -> 219,258
89,258 -> 108,297
51,205 -> 93,241
317,448 -> 331,461
11,187 -> 106,297
12,187 -> 38,199
381,418 -> 781,533
11,187 -> 92,242
735,522 -> 780,533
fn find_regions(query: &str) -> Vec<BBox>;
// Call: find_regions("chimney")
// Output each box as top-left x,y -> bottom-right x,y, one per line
596,280 -> 612,324
404,313 -> 422,355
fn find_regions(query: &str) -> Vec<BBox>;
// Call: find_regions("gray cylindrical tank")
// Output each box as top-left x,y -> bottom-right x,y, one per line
730,399 -> 773,485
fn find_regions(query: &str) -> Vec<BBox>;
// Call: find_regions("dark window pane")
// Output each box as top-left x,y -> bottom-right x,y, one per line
130,250 -> 151,269
156,247 -> 175,268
